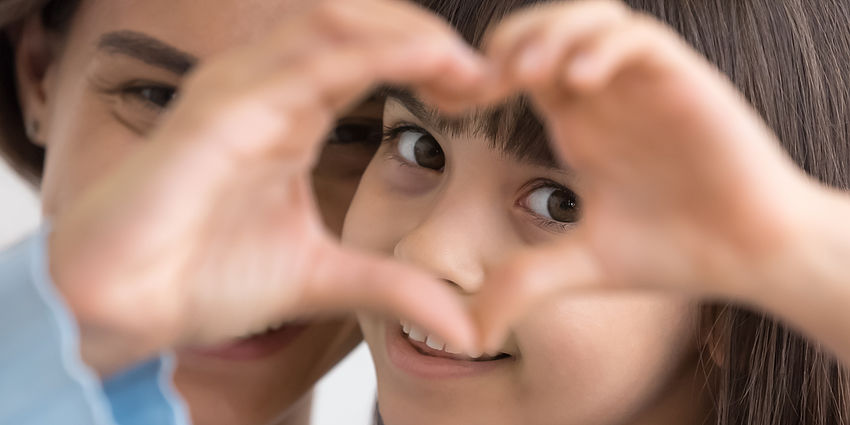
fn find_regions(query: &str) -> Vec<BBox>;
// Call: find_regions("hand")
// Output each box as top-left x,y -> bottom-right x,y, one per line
48,0 -> 486,375
472,0 -> 825,350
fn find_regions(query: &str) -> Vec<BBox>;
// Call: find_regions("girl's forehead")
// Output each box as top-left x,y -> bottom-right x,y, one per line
384,88 -> 560,170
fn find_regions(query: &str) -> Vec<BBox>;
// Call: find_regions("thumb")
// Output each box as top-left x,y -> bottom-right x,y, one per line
472,240 -> 600,353
303,240 -> 479,354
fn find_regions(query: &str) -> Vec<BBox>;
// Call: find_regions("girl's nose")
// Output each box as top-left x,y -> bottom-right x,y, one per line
392,215 -> 487,295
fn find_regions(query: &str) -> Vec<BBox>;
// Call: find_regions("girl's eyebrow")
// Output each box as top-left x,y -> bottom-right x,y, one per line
381,87 -> 447,132
382,87 -> 568,172
97,30 -> 197,75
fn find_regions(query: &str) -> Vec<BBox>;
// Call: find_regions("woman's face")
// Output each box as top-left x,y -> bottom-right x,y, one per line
345,95 -> 706,425
24,0 -> 378,423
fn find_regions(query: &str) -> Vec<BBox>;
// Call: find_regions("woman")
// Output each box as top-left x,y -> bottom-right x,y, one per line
0,0 -> 482,424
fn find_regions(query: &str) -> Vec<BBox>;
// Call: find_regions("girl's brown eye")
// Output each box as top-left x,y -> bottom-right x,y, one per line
397,129 -> 445,171
525,185 -> 580,223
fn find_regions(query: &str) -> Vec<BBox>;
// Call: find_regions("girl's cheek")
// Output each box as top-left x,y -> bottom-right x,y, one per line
509,207 -> 575,246
376,156 -> 441,196
342,162 -> 429,252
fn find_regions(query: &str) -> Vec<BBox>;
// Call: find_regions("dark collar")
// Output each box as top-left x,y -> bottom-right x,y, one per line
374,403 -> 385,425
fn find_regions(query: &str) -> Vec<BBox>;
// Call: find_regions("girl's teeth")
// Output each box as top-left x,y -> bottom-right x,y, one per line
408,325 -> 427,343
399,321 -> 489,359
425,335 -> 445,351
444,345 -> 462,355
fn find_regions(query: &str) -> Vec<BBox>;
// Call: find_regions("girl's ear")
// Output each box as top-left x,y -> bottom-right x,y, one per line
12,13 -> 59,148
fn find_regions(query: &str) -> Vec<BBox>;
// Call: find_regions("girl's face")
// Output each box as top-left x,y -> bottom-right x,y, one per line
24,0 -> 378,423
345,95 -> 707,425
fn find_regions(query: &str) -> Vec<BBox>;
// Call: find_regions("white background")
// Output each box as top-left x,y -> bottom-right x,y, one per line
0,159 -> 377,425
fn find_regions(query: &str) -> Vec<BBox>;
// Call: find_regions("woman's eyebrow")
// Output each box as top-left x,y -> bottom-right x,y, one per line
383,87 -> 567,172
97,30 -> 197,75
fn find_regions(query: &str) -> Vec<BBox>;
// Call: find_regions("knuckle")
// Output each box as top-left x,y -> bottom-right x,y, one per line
417,37 -> 457,66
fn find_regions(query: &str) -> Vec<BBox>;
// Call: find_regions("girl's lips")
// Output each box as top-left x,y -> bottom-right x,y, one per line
385,322 -> 513,379
186,324 -> 309,361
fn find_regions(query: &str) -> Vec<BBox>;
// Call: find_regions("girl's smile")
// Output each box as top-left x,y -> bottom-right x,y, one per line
387,320 -> 515,379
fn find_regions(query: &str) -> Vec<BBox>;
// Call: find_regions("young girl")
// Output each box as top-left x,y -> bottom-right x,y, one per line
343,0 -> 850,424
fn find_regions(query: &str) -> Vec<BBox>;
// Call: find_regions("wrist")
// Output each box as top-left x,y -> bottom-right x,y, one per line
740,182 -> 850,323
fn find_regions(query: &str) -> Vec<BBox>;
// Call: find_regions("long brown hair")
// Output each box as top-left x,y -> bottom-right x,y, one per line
2,1 -> 849,424
413,1 -> 850,424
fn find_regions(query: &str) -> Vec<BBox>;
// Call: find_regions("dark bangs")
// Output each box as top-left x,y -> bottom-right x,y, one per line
404,0 -> 561,169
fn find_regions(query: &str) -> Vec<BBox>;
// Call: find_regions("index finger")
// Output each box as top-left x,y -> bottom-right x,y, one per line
303,240 -> 481,354
472,240 -> 601,352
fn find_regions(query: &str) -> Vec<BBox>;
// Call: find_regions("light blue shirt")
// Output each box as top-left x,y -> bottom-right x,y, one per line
0,227 -> 189,425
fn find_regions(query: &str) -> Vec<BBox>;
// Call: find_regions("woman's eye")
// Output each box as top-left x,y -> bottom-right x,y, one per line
124,85 -> 177,109
397,130 -> 445,171
525,185 -> 580,223
329,121 -> 382,145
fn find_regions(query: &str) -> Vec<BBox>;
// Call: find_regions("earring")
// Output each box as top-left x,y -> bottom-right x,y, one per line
27,120 -> 39,139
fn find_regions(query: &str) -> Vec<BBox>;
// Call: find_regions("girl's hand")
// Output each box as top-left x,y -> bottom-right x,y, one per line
49,0 -> 485,375
473,0 -> 834,351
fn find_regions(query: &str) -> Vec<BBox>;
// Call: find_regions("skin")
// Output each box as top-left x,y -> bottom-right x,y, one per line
14,0 -> 483,424
346,96 -> 708,425
349,2 -> 850,424
174,102 -> 381,425
471,1 -> 850,368
18,1 -> 366,423
10,0 -> 850,423
344,1 -> 850,425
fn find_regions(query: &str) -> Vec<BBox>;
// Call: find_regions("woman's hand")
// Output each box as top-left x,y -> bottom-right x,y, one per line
472,0 -> 844,354
48,0 -> 486,376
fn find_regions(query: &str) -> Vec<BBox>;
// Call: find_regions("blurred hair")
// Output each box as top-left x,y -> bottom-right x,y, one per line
0,0 -> 79,184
